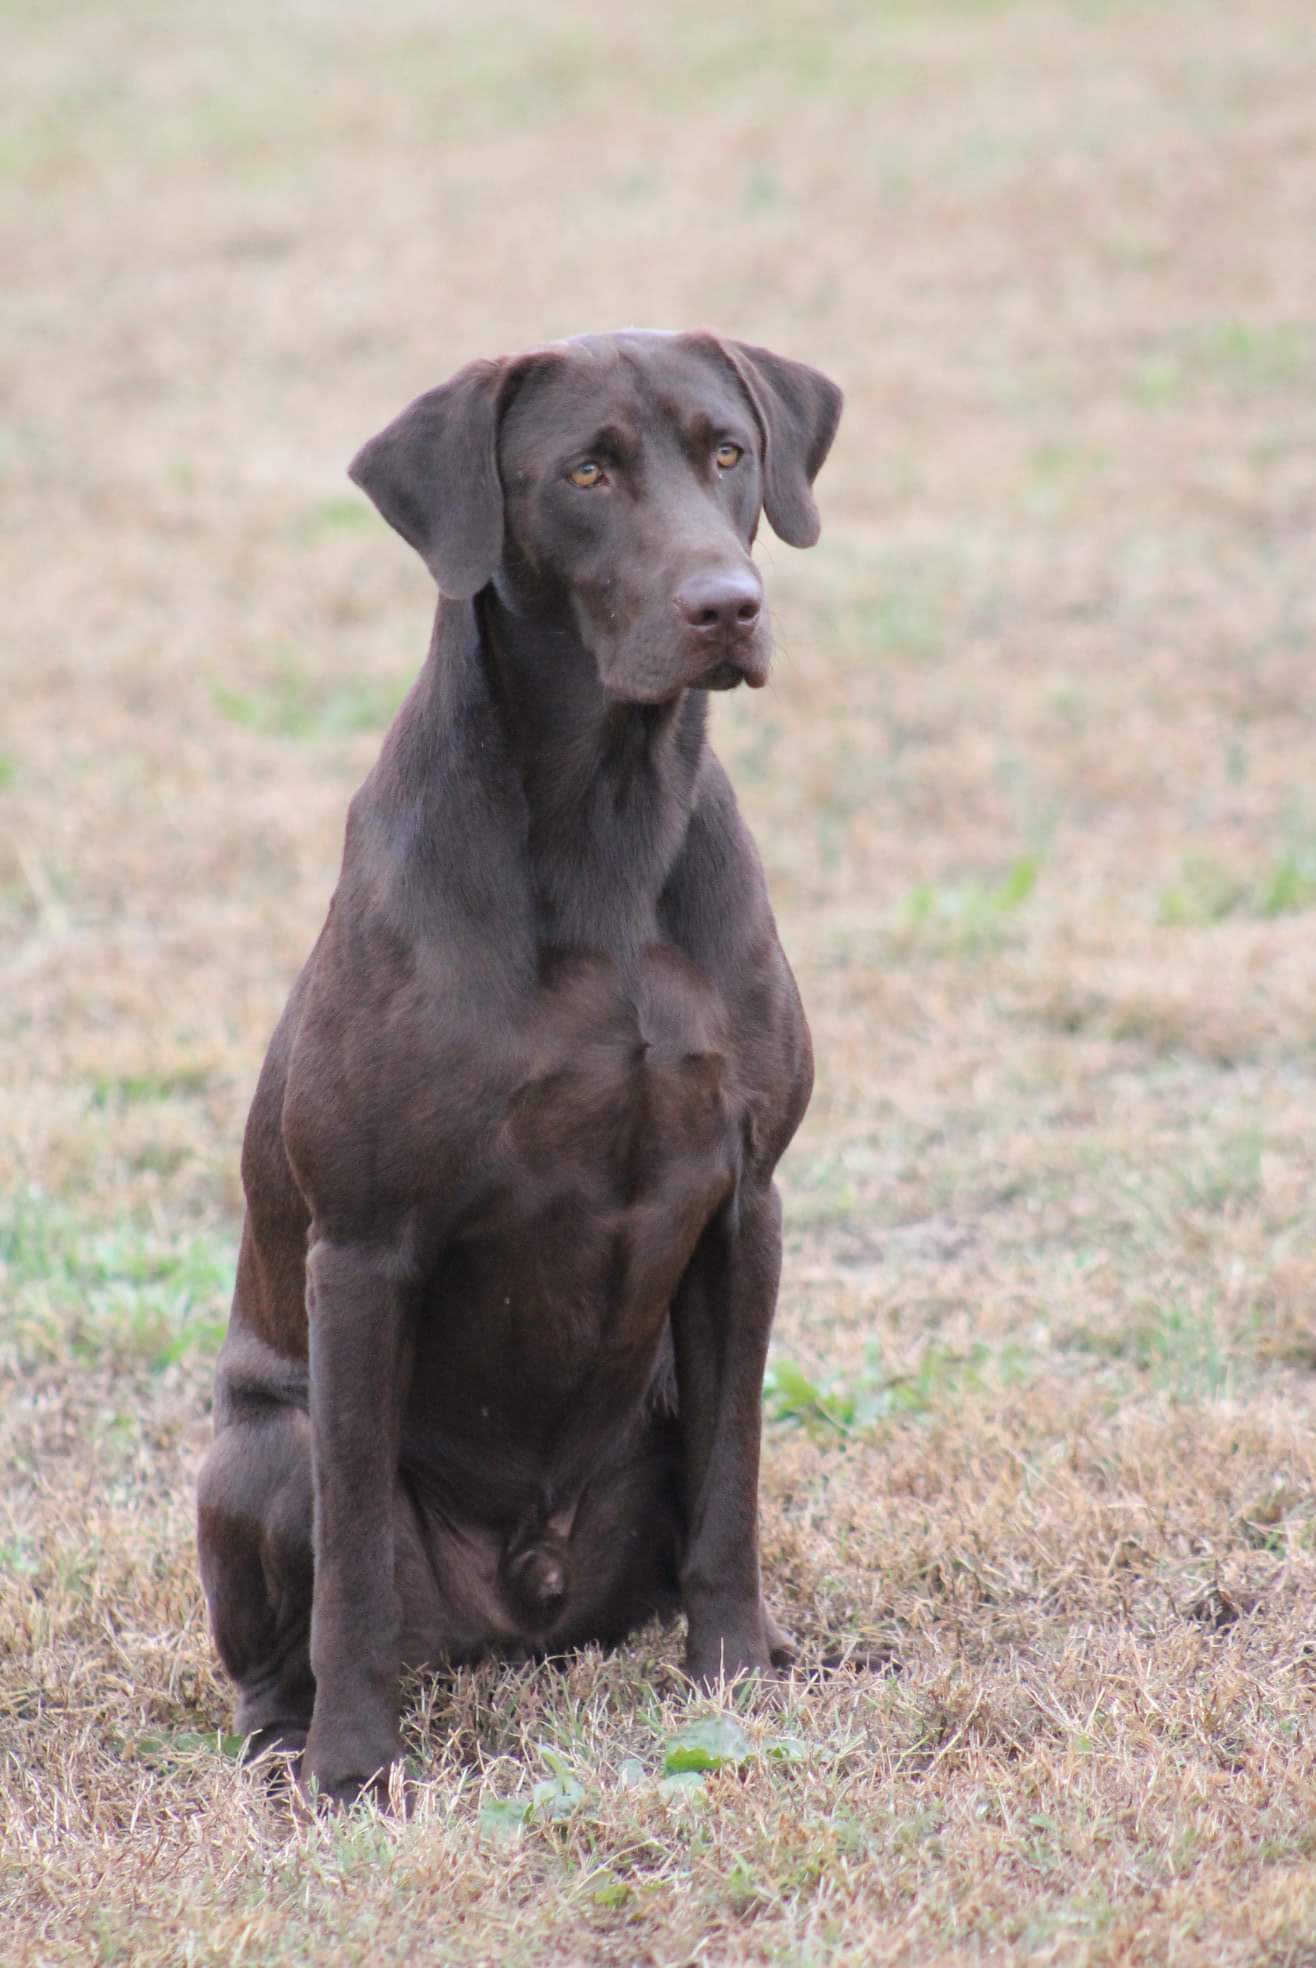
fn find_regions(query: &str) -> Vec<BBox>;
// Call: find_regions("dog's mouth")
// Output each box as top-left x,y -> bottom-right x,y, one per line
693,660 -> 745,691
599,632 -> 769,704
691,653 -> 768,692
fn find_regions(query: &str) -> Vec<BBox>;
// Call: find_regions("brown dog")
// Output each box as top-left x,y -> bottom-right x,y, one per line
197,330 -> 842,1804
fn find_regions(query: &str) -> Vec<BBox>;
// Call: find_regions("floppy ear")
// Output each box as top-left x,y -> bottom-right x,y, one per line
348,358 -> 511,598
718,338 -> 843,548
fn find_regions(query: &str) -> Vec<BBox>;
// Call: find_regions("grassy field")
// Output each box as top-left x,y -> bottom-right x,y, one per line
4,0 -> 1316,1960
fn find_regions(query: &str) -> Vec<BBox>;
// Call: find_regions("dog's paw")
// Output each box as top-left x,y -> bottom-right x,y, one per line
683,1638 -> 778,1692
239,1722 -> 309,1796
685,1594 -> 803,1690
241,1721 -> 309,1764
299,1722 -> 404,1811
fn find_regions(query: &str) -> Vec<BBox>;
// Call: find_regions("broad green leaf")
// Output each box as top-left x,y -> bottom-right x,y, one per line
662,1715 -> 751,1774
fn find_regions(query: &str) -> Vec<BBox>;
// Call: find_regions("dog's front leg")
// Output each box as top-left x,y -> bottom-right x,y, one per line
301,1237 -> 411,1805
670,1182 -> 783,1686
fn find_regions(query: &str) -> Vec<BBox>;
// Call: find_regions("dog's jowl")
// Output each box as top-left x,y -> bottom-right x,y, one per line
196,330 -> 842,1804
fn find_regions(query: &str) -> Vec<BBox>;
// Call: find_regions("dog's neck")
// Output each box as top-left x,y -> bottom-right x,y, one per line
476,588 -> 642,780
472,589 -> 709,957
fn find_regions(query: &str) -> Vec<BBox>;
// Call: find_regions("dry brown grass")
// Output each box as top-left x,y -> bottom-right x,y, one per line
4,1 -> 1316,1960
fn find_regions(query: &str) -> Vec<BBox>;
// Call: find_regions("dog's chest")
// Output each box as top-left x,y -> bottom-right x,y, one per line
419,947 -> 742,1438
487,945 -> 740,1257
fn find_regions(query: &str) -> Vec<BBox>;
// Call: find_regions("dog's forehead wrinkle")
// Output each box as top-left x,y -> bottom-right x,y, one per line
591,418 -> 641,454
504,336 -> 744,463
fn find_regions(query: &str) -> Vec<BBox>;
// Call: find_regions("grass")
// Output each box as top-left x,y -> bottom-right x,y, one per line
0,1190 -> 233,1372
1158,827 -> 1316,926
212,671 -> 409,740
901,851 -> 1043,950
4,0 -> 1316,1961
1133,321 -> 1316,408
763,1338 -> 1035,1437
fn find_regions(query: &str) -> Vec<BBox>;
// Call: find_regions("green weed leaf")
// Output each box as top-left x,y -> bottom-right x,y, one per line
662,1715 -> 752,1774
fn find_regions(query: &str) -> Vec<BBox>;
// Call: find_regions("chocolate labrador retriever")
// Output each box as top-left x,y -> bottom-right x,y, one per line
197,329 -> 842,1804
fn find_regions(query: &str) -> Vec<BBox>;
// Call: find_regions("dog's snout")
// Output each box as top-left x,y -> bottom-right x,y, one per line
676,571 -> 763,638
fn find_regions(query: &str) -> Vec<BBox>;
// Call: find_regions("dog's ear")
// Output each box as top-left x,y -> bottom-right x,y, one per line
715,338 -> 843,548
348,358 -> 513,598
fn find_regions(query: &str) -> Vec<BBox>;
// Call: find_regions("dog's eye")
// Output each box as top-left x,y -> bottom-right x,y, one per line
569,461 -> 604,488
714,441 -> 743,471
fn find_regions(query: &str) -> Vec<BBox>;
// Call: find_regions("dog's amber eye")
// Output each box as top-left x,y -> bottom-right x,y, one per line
714,441 -> 743,470
569,461 -> 603,488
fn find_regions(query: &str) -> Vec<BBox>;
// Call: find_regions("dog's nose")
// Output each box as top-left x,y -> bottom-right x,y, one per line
676,571 -> 762,638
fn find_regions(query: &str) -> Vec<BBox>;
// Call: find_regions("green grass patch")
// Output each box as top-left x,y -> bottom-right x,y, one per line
785,1146 -> 864,1227
0,1188 -> 233,1372
811,543 -> 966,668
856,581 -> 946,662
295,495 -> 376,541
764,1338 -> 1030,1439
126,1730 -> 249,1771
89,1065 -> 212,1108
1256,844 -> 1316,918
1130,1299 -> 1233,1399
901,852 -> 1042,950
1065,1296 -> 1236,1400
213,671 -> 408,740
479,1716 -> 805,1840
1135,320 -> 1315,407
1159,835 -> 1316,925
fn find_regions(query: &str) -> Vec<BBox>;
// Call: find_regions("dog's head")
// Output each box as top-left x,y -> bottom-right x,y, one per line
348,329 -> 842,704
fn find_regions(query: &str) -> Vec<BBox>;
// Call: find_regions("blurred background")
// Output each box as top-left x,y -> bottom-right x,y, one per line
4,2 -> 1316,1958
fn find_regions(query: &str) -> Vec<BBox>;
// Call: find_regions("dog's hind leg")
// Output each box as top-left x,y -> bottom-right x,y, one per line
197,1407 -> 315,1761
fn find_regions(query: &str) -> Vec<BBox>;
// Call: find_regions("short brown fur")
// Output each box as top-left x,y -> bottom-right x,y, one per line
196,329 -> 842,1804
